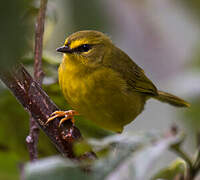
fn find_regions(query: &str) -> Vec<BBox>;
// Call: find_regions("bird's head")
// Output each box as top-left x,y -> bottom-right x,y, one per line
57,30 -> 113,67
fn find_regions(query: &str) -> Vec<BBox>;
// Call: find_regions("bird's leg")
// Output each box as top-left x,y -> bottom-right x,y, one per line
46,110 -> 79,127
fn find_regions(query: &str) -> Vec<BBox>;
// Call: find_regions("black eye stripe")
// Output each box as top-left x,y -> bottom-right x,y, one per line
72,44 -> 92,53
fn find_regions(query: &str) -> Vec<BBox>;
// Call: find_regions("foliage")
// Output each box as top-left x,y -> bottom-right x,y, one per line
24,131 -> 188,180
0,0 -> 33,70
151,158 -> 186,180
178,0 -> 200,19
25,157 -> 89,180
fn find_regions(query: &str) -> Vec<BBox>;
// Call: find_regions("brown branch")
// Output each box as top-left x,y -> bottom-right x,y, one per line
34,0 -> 46,84
0,64 -> 96,160
26,117 -> 40,161
26,0 -> 47,161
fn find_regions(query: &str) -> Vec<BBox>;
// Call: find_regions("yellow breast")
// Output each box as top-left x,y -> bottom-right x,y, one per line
58,56 -> 145,132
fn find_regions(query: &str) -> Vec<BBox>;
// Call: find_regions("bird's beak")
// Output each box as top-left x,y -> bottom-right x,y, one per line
56,45 -> 71,53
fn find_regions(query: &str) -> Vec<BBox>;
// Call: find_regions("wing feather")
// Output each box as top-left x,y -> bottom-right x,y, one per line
103,47 -> 158,96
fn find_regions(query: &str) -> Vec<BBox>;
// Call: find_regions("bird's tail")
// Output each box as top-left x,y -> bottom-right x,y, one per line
153,90 -> 190,107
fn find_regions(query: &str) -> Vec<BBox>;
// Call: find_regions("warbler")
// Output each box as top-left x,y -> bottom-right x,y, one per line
47,30 -> 190,133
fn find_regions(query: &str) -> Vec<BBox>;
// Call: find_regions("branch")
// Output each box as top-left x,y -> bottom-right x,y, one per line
26,0 -> 47,161
34,0 -> 46,84
188,132 -> 200,179
0,64 -> 96,160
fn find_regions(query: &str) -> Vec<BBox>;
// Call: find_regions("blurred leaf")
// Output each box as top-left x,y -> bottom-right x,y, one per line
66,0 -> 108,31
0,151 -> 21,180
25,156 -> 91,180
151,158 -> 186,180
0,90 -> 29,157
0,0 -> 31,69
187,43 -> 200,69
92,141 -> 140,180
93,134 -> 180,180
21,53 -> 60,81
178,0 -> 200,18
21,53 -> 60,67
73,140 -> 92,157
91,132 -> 182,180
23,1 -> 39,19
183,97 -> 200,133
23,131 -> 184,180
0,89 -> 58,177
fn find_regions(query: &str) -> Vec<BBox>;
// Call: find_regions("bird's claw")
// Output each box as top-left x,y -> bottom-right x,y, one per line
46,110 -> 78,126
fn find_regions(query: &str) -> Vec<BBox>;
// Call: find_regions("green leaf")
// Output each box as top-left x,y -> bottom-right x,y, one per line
0,151 -> 21,180
151,158 -> 186,180
0,0 -> 31,70
73,140 -> 92,157
179,0 -> 200,18
0,89 -> 57,157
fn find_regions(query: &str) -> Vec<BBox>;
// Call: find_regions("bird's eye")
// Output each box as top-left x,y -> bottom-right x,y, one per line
76,44 -> 92,53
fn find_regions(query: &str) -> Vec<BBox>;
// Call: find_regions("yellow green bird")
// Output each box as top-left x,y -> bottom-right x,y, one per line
47,30 -> 190,133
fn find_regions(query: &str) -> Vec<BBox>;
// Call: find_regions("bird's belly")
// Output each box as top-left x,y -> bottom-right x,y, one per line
81,90 -> 144,132
60,67 -> 145,132
66,83 -> 144,132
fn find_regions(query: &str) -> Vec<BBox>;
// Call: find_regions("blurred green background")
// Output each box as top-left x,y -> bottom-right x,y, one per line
0,0 -> 200,179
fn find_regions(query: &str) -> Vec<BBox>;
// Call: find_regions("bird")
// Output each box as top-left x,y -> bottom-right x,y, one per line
46,30 -> 190,133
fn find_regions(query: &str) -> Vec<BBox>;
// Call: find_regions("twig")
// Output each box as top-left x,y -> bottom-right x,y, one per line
34,0 -> 47,85
172,146 -> 193,170
26,117 -> 40,161
168,125 -> 193,180
170,130 -> 200,179
19,163 -> 25,180
189,132 -> 200,179
26,0 -> 47,161
0,64 -> 97,160
171,141 -> 193,179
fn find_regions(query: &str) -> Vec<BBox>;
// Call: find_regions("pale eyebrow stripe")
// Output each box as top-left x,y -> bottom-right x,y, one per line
69,39 -> 89,49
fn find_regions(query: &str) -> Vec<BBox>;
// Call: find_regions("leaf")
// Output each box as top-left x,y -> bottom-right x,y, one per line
130,135 -> 182,180
24,156 -> 91,180
73,140 -> 92,157
0,0 -> 31,70
151,158 -> 186,180
182,98 -> 200,133
0,151 -> 21,180
24,132 -> 184,180
0,89 -> 58,158
179,0 -> 200,18
90,132 -> 183,180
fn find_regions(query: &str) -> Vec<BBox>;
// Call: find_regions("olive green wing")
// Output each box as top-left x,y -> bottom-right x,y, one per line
104,47 -> 158,96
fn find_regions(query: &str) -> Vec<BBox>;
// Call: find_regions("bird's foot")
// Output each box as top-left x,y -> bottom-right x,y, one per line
46,110 -> 79,127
